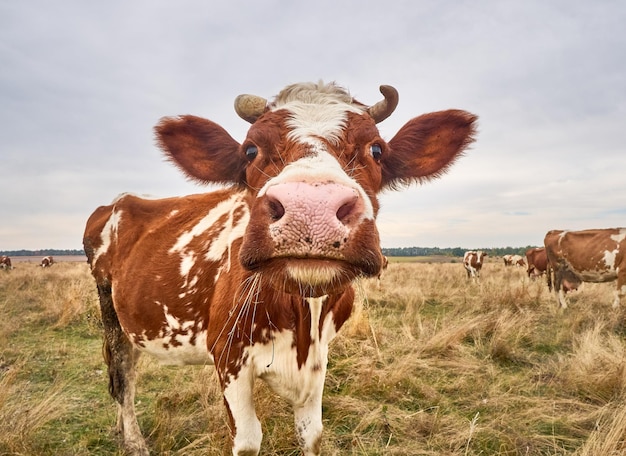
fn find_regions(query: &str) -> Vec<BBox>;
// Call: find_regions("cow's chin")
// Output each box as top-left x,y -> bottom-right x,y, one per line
251,258 -> 358,297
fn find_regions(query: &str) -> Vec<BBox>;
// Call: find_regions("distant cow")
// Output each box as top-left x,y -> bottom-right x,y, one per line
503,254 -> 524,267
511,255 -> 525,267
544,228 -> 626,308
83,81 -> 477,455
525,247 -> 547,279
0,256 -> 11,270
464,251 -> 487,278
41,256 -> 54,267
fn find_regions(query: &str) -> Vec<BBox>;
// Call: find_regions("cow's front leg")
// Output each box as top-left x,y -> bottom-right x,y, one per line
293,372 -> 325,456
222,367 -> 262,456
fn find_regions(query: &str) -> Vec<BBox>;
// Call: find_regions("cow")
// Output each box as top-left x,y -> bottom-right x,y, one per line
503,254 -> 524,267
511,254 -> 525,267
544,228 -> 626,309
464,250 -> 487,279
83,81 -> 477,456
0,256 -> 11,270
41,256 -> 54,267
525,247 -> 547,279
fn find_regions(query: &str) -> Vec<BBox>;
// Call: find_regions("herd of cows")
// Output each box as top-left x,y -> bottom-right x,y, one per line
0,255 -> 54,269
462,228 -> 626,309
3,81 -> 624,455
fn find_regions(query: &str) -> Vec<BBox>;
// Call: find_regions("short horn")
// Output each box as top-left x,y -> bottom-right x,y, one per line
367,85 -> 399,123
234,94 -> 267,123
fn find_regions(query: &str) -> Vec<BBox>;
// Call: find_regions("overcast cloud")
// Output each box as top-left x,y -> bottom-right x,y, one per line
1,0 -> 625,250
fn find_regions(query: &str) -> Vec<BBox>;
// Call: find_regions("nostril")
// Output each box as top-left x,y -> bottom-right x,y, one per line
336,200 -> 356,223
268,196 -> 285,221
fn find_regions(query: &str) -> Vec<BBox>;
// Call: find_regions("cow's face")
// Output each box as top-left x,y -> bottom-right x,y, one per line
156,82 -> 477,296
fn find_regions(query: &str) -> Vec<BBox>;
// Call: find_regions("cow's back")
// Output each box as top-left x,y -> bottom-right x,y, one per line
545,229 -> 624,282
83,190 -> 252,363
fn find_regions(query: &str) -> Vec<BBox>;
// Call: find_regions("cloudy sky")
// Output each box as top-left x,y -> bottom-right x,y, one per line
1,0 -> 625,251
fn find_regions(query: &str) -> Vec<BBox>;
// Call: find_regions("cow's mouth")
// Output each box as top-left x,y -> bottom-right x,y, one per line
242,256 -> 369,297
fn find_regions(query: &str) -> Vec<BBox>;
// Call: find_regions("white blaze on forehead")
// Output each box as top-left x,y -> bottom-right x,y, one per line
93,208 -> 122,263
277,99 -> 363,145
169,192 -> 249,278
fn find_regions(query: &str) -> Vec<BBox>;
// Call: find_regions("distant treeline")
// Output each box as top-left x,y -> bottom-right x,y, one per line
0,249 -> 85,257
382,246 -> 539,258
1,247 -> 538,258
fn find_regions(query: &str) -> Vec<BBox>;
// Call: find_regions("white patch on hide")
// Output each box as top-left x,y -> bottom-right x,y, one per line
169,192 -> 249,284
93,208 -> 122,264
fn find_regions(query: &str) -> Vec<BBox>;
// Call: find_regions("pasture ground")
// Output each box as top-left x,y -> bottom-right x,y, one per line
1,259 -> 626,455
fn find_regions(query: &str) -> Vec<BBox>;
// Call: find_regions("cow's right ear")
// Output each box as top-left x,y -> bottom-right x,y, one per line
155,115 -> 245,185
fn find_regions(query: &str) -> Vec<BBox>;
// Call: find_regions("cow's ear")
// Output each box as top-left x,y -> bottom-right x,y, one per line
155,115 -> 244,185
381,110 -> 477,189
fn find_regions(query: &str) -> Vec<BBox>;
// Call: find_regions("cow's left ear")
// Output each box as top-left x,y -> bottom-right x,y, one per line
381,110 -> 477,189
155,115 -> 245,185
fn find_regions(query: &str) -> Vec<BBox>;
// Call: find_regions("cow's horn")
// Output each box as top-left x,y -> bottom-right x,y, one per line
234,94 -> 267,123
368,85 -> 399,123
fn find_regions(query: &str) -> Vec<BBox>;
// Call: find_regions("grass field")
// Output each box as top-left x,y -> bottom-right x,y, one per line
1,259 -> 626,455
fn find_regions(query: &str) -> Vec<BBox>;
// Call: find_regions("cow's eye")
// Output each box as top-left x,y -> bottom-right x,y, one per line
245,145 -> 258,161
370,143 -> 383,160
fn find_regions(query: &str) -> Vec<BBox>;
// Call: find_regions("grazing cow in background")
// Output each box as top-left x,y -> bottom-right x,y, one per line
511,254 -> 525,267
41,256 -> 54,267
464,251 -> 487,279
503,254 -> 524,267
83,81 -> 477,456
0,256 -> 11,270
544,228 -> 626,308
525,247 -> 547,279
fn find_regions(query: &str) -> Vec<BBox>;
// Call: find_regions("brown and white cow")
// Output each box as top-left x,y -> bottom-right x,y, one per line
41,256 -> 54,267
83,81 -> 477,455
463,250 -> 487,279
0,256 -> 11,270
512,254 -> 525,267
525,247 -> 547,279
544,228 -> 626,308
503,254 -> 524,267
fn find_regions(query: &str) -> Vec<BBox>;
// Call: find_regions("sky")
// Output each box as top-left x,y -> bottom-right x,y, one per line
1,0 -> 625,251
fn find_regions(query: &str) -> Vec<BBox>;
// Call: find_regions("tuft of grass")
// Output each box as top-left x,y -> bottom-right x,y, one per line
0,358 -> 69,454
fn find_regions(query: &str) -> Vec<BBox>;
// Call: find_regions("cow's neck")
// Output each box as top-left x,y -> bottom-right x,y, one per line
284,294 -> 334,370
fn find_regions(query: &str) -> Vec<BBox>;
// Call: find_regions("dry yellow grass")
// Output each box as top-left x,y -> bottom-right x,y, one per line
1,258 -> 626,454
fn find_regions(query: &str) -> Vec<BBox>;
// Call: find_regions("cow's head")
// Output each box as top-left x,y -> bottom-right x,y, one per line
156,82 -> 477,296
